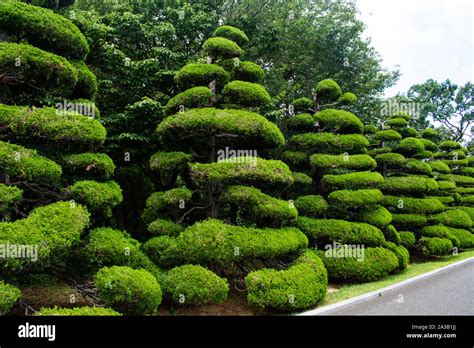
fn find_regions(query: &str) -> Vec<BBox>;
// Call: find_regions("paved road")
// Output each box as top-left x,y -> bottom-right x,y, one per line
329,259 -> 474,315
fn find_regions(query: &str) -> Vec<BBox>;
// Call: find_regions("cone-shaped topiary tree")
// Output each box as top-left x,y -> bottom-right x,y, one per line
281,80 -> 405,283
141,25 -> 328,311
0,2 -> 152,314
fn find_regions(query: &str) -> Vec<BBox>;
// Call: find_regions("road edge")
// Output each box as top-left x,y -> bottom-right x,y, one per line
298,256 -> 474,316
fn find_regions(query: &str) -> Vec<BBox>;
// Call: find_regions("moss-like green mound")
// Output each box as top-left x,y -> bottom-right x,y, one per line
174,63 -> 229,89
213,25 -> 249,46
314,109 -> 364,134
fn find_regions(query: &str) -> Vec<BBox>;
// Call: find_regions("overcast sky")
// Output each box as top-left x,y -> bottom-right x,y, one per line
356,0 -> 473,97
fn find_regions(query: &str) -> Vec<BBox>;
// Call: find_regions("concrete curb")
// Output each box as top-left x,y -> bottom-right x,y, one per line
298,256 -> 474,316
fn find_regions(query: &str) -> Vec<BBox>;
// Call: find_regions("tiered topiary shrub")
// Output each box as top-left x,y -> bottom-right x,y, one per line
366,114 -> 473,256
0,2 -> 159,315
281,81 -> 404,283
140,25 -> 328,311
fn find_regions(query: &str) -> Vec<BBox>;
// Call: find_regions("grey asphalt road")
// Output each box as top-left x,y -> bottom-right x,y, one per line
328,259 -> 474,315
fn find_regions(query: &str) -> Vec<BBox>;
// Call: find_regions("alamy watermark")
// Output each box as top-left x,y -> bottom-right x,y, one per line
217,147 -> 258,166
324,241 -> 365,261
0,243 -> 38,262
55,100 -> 96,118
380,100 -> 422,118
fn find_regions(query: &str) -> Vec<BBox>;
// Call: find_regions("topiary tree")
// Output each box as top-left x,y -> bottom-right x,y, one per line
0,1 -> 134,314
140,25 -> 328,311
280,86 -> 404,282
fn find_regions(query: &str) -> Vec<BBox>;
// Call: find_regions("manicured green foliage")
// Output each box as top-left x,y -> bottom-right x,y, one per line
375,153 -> 406,168
296,217 -> 386,246
419,138 -> 438,151
364,125 -> 379,134
422,128 -> 439,140
384,241 -> 409,270
294,195 -> 328,217
431,196 -> 455,204
391,213 -> 427,228
0,202 -> 89,271
440,174 -> 474,187
382,195 -> 445,214
457,206 -> 474,220
390,112 -> 411,121
0,2 -> 89,59
70,60 -> 98,99
292,97 -> 313,111
404,159 -> 432,175
430,209 -> 472,229
61,153 -> 115,180
222,80 -> 271,107
395,137 -> 425,156
203,37 -> 244,58
292,172 -> 312,186
157,108 -> 284,148
149,151 -> 192,177
387,117 -> 408,128
439,140 -> 462,151
280,150 -> 309,167
232,61 -> 264,82
290,132 -> 369,154
381,176 -> 438,195
0,104 -> 106,148
368,146 -> 392,157
213,25 -> 249,46
0,281 -> 21,314
446,227 -> 474,249
189,157 -> 293,188
162,265 -> 229,305
328,189 -> 383,208
359,206 -> 392,229
0,43 -> 77,102
245,250 -> 327,311
221,185 -> 298,226
314,79 -> 342,103
420,225 -> 460,247
70,180 -> 123,218
399,231 -> 416,248
0,184 -> 22,214
95,266 -> 162,315
174,64 -> 229,89
35,306 -> 121,316
419,237 -> 453,256
383,224 -> 402,244
459,167 -> 474,177
428,161 -> 451,174
317,246 -> 399,282
286,113 -> 314,131
310,154 -> 376,172
165,87 -> 212,115
338,92 -> 358,105
313,109 -> 364,134
143,219 -> 308,267
141,188 -> 192,224
148,218 -> 184,237
374,130 -> 402,142
82,228 -> 145,269
322,171 -> 384,190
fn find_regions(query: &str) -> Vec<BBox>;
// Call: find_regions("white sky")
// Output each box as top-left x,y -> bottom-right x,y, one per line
356,0 -> 474,97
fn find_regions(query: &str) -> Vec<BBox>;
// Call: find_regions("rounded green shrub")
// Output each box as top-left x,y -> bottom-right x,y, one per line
61,153 -> 115,180
95,266 -> 162,315
174,63 -> 229,89
404,159 -> 432,175
141,188 -> 192,224
290,132 -> 369,154
162,265 -> 229,305
374,130 -> 402,142
422,128 -> 439,140
322,172 -> 384,191
317,246 -> 399,282
313,109 -> 364,134
439,174 -> 474,187
70,180 -> 123,218
0,281 -> 21,314
245,250 -> 327,311
36,306 -> 121,316
203,37 -> 243,58
383,224 -> 402,244
213,25 -> 249,46
419,237 -> 453,256
165,87 -> 212,115
157,108 -> 284,149
286,113 -> 314,132
142,235 -> 178,268
0,184 -> 22,214
400,127 -> 419,138
395,137 -> 425,156
439,140 -> 462,151
359,206 -> 392,229
0,2 -> 89,59
381,176 -> 438,195
368,146 -> 392,157
222,80 -> 271,107
328,189 -> 383,208
232,61 -> 264,82
375,153 -> 406,168
71,60 -> 98,99
296,217 -> 386,246
387,117 -> 408,128
419,138 -> 438,152
430,209 -> 472,229
310,154 -> 376,172
315,79 -> 342,103
420,225 -> 460,248
149,151 -> 192,176
382,195 -> 445,214
445,227 -> 474,249
280,150 -> 309,167
292,97 -> 313,111
391,213 -> 427,228
428,161 -> 451,174
399,231 -> 416,248
294,195 -> 328,217
338,92 -> 358,105
148,218 -> 184,237
364,124 -> 379,134
384,241 -> 409,270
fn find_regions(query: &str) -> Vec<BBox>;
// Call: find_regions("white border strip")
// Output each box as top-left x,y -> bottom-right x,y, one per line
298,256 -> 474,316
